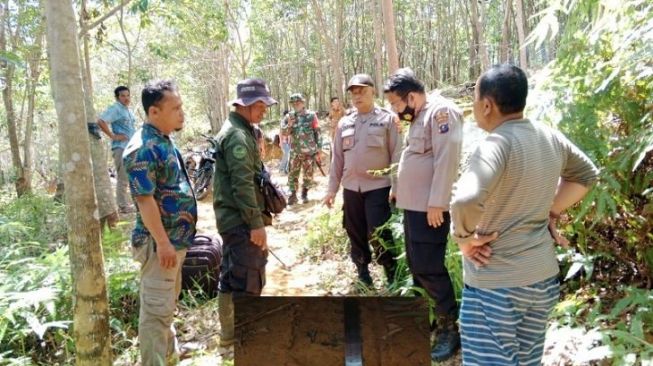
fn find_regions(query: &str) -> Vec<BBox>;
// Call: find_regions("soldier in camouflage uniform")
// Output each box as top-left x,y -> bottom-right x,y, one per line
281,93 -> 322,204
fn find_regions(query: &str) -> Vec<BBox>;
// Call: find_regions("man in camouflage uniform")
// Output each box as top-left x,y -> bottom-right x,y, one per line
281,93 -> 321,204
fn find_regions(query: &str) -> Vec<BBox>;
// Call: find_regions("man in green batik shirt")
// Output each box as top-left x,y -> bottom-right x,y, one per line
281,93 -> 322,204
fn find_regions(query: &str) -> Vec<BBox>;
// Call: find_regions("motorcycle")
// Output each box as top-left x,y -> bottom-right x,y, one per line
185,134 -> 218,201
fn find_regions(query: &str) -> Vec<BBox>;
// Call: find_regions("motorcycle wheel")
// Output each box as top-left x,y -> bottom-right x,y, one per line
194,169 -> 213,201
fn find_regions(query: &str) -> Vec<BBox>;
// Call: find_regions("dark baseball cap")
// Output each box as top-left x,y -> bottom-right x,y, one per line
229,78 -> 278,107
346,74 -> 375,91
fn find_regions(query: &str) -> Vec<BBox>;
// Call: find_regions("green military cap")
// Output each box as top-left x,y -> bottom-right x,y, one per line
289,93 -> 305,102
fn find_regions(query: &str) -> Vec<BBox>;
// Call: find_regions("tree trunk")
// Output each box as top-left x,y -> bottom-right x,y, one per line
515,0 -> 528,69
22,18 -> 45,197
500,0 -> 513,63
44,1 -> 112,365
80,0 -> 118,220
118,3 -> 133,87
470,0 -> 489,71
381,0 -> 399,73
372,0 -> 384,96
1,0 -> 28,196
310,0 -> 345,102
463,1 -> 479,80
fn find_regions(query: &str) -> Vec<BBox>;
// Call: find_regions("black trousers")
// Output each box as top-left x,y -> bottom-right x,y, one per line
343,187 -> 396,269
404,209 -> 457,316
218,224 -> 268,297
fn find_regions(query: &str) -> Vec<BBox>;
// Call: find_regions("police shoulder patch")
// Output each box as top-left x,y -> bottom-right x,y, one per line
232,145 -> 247,159
435,110 -> 449,123
438,121 -> 450,134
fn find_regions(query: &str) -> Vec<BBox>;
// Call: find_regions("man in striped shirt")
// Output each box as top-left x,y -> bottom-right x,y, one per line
450,64 -> 598,365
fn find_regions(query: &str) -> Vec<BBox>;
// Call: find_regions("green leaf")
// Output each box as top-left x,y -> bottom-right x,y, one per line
610,297 -> 632,318
630,315 -> 644,340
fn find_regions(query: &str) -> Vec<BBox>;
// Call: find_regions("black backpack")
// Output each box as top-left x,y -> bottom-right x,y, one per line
181,234 -> 222,298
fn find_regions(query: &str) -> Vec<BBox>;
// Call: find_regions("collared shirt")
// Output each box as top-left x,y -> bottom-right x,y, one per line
213,112 -> 266,233
100,102 -> 137,150
396,94 -> 464,212
281,109 -> 321,155
328,106 -> 402,194
123,123 -> 197,250
328,107 -> 345,138
450,119 -> 599,289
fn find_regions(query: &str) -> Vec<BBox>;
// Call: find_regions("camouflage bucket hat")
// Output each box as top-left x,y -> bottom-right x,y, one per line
289,93 -> 305,102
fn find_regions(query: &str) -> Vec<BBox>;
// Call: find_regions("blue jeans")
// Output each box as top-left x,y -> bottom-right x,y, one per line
280,142 -> 291,173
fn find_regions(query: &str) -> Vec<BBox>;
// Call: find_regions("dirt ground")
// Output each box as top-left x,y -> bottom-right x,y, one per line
234,297 -> 430,366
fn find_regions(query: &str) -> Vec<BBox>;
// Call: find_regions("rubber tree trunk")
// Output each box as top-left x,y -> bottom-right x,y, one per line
44,0 -> 112,364
381,0 -> 400,73
514,0 -> 529,69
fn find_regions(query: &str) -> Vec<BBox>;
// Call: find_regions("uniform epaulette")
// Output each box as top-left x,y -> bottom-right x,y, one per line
345,107 -> 356,116
378,107 -> 394,115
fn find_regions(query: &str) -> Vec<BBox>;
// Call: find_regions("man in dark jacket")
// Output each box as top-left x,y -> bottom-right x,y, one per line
213,78 -> 277,347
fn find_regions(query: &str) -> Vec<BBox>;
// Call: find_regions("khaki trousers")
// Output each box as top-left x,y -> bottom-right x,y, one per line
112,147 -> 131,209
133,241 -> 187,366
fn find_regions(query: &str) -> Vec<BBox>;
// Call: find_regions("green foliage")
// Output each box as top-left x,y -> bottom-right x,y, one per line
551,287 -> 653,365
534,0 -> 653,361
540,0 -> 653,282
0,195 -> 72,364
300,206 -> 464,325
0,193 -> 141,365
299,208 -> 349,261
375,210 -> 464,303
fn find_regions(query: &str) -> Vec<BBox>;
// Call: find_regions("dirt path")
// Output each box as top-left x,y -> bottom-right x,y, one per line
194,160 -> 342,297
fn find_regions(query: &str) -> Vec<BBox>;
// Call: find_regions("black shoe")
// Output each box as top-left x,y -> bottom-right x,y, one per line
287,192 -> 298,205
301,188 -> 309,203
431,328 -> 460,361
383,264 -> 397,285
356,264 -> 373,287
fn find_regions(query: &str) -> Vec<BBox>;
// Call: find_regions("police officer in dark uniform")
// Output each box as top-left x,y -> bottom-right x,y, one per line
213,78 -> 277,347
324,74 -> 402,289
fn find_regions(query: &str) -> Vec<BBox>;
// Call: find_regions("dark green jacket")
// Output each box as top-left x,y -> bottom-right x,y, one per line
213,112 -> 265,233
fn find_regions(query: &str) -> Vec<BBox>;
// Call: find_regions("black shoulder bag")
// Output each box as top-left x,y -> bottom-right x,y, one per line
257,164 -> 287,215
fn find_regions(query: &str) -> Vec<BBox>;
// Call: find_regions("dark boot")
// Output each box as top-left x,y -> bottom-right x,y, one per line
383,263 -> 397,286
356,264 -> 373,288
301,188 -> 309,203
287,191 -> 298,205
430,314 -> 460,361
